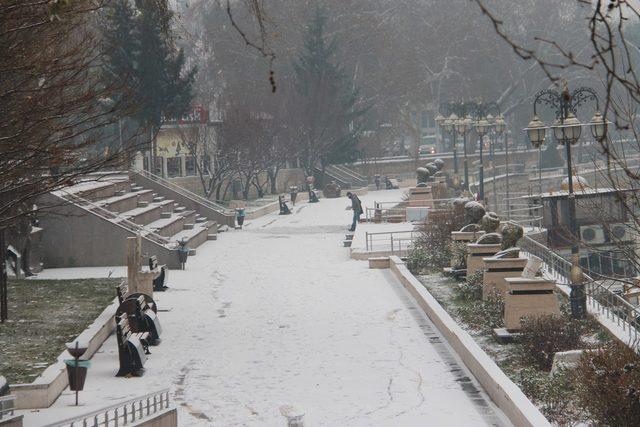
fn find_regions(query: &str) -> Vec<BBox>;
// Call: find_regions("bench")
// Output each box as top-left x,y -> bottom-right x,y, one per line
116,280 -> 157,313
115,314 -> 149,377
116,294 -> 162,346
148,255 -> 169,292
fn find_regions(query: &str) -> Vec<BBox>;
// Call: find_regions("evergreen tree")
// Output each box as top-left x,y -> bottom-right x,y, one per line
102,0 -> 196,132
292,8 -> 367,176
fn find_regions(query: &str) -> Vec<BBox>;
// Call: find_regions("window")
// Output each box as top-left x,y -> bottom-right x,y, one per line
167,157 -> 182,178
185,156 -> 196,176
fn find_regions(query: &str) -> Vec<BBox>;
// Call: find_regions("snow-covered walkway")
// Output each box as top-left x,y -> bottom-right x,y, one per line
25,189 -> 508,426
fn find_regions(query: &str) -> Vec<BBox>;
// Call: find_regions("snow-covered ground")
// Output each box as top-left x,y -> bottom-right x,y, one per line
22,189 -> 509,426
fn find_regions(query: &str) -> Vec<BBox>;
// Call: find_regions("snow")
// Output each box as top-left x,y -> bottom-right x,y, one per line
21,188 -> 509,426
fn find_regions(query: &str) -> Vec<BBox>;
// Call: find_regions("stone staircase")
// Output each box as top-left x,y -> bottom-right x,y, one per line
39,172 -> 226,268
67,174 -> 216,250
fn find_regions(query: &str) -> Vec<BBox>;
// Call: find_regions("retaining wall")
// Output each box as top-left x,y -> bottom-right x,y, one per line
10,299 -> 118,409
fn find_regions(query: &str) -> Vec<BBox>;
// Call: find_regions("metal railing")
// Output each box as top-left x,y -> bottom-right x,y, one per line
44,389 -> 171,427
58,190 -> 176,248
134,169 -> 230,213
365,230 -> 419,253
0,395 -> 15,421
520,236 -> 640,347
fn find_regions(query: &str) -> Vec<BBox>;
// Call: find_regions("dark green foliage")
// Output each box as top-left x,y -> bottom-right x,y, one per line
455,271 -> 483,301
455,290 -> 504,333
293,8 -> 367,173
102,0 -> 196,131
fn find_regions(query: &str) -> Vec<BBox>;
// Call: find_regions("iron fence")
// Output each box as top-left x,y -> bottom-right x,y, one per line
520,235 -> 640,347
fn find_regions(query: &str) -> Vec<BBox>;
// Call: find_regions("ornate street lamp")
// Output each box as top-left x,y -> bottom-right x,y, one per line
524,83 -> 607,319
437,113 -> 459,174
524,115 -> 547,195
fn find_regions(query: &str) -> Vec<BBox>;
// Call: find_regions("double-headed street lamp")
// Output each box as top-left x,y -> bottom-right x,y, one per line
435,112 -> 458,175
524,82 -> 607,319
470,102 -> 502,202
437,103 -> 472,189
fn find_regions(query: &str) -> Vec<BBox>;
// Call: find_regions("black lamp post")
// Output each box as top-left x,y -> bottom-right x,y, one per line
524,82 -> 608,319
470,102 -> 501,202
435,112 -> 459,174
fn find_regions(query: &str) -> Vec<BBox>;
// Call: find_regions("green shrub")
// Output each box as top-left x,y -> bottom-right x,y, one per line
574,342 -> 640,426
518,315 -> 583,370
407,208 -> 459,274
450,241 -> 468,270
455,271 -> 483,301
455,290 -> 504,332
517,367 -> 583,425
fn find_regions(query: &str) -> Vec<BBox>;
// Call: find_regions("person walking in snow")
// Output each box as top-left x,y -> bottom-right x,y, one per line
346,192 -> 363,231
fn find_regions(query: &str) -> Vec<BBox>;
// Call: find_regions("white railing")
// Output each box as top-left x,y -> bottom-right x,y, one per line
365,230 -> 419,253
44,389 -> 171,427
0,395 -> 15,421
520,236 -> 640,347
134,169 -> 230,213
58,190 -> 175,248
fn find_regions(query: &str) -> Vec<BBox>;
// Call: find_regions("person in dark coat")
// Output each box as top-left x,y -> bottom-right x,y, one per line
346,192 -> 363,231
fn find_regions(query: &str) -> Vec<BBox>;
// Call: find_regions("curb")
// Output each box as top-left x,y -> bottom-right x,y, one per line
388,256 -> 550,427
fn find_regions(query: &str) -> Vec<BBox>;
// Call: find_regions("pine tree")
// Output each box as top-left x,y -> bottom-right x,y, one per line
102,0 -> 196,132
293,8 -> 367,176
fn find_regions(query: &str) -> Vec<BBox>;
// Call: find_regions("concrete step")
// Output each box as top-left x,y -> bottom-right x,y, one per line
117,203 -> 164,226
174,206 -> 186,213
138,200 -> 149,208
154,200 -> 175,214
72,179 -> 130,201
207,234 -> 218,241
183,223 -> 195,230
153,196 -> 166,203
170,225 -> 210,249
145,214 -> 187,237
130,185 -> 145,192
180,210 -> 197,224
195,216 -> 208,224
161,212 -> 172,219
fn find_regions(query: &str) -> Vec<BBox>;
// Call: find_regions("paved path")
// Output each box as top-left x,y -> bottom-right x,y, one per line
26,189 -> 508,426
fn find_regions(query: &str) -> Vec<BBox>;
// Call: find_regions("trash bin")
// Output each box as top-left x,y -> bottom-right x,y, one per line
64,359 -> 90,391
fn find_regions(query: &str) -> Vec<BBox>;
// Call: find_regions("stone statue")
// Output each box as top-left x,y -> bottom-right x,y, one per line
493,247 -> 520,259
500,221 -> 524,250
476,232 -> 502,245
460,223 -> 481,232
425,163 -> 438,176
416,167 -> 430,184
481,212 -> 500,233
463,201 -> 486,226
434,158 -> 445,171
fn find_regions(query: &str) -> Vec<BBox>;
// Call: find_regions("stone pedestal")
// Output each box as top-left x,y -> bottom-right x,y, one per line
408,186 -> 433,208
503,277 -> 561,330
482,257 -> 528,299
126,235 -> 159,297
466,243 -> 502,277
451,230 -> 485,243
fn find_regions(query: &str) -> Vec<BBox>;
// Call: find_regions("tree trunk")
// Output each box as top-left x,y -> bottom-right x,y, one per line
0,228 -> 7,322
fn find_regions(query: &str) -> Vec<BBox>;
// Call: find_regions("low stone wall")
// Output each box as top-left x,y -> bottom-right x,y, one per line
387,256 -> 550,427
10,299 -> 119,410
